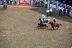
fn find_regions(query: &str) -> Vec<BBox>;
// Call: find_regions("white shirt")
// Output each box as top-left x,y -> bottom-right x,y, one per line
58,6 -> 62,10
69,7 -> 72,16
41,15 -> 47,22
50,8 -> 53,12
46,9 -> 49,13
41,15 -> 46,20
62,7 -> 64,11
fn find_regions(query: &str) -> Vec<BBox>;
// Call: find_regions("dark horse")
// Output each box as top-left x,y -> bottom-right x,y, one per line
38,18 -> 48,27
38,23 -> 48,28
49,21 -> 62,29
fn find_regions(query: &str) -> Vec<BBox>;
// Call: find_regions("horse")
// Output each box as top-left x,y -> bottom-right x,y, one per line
38,18 -> 48,28
49,21 -> 62,29
38,23 -> 48,28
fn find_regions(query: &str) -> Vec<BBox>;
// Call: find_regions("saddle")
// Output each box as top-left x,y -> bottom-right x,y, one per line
43,20 -> 48,23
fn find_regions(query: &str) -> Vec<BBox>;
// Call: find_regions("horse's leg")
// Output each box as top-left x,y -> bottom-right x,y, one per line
45,25 -> 48,28
57,27 -> 59,29
52,26 -> 54,29
43,24 -> 47,28
56,25 -> 59,29
38,23 -> 40,26
38,23 -> 42,27
53,27 -> 54,29
57,26 -> 59,29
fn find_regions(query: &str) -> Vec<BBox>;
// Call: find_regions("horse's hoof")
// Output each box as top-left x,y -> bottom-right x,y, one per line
57,28 -> 59,29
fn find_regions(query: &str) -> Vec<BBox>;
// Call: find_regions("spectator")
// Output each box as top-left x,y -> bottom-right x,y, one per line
69,7 -> 72,17
37,0 -> 40,7
7,0 -> 9,4
63,7 -> 66,16
66,8 -> 68,16
41,0 -> 44,7
62,7 -> 64,15
3,1 -> 7,10
46,8 -> 50,17
45,1 -> 47,8
67,7 -> 70,16
10,0 -> 12,5
58,6 -> 62,16
14,0 -> 17,5
49,8 -> 53,16
34,0 -> 38,6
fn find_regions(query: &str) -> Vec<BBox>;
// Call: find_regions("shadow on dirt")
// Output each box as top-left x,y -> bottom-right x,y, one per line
36,26 -> 47,29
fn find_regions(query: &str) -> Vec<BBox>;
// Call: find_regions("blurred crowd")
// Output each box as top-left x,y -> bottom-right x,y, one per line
58,5 -> 71,16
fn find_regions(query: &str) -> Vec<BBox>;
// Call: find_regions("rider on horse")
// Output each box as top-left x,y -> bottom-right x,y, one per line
38,14 -> 48,27
53,18 -> 57,27
41,14 -> 47,23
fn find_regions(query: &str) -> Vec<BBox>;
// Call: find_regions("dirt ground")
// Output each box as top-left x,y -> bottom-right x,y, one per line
0,7 -> 72,48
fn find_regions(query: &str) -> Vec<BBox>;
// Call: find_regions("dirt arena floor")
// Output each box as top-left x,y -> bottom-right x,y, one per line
0,6 -> 72,48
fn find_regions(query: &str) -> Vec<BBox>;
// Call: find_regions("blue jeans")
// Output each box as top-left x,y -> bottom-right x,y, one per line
7,0 -> 9,4
2,0 -> 5,5
63,12 -> 66,16
67,12 -> 69,16
59,9 -> 62,16
54,22 -> 56,26
41,2 -> 44,7
10,1 -> 12,5
3,4 -> 7,9
14,1 -> 17,5
47,13 -> 49,17
45,4 -> 47,8
37,2 -> 40,7
34,2 -> 37,6
50,12 -> 52,16
59,12 -> 62,16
